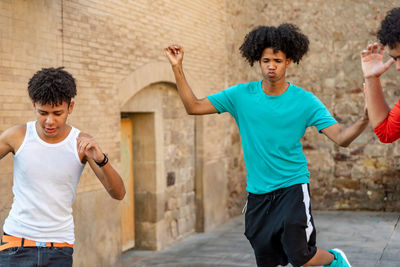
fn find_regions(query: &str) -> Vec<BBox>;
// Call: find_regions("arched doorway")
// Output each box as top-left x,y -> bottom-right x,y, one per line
120,82 -> 196,250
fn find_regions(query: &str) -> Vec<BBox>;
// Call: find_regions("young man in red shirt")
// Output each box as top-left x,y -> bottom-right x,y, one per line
361,7 -> 400,143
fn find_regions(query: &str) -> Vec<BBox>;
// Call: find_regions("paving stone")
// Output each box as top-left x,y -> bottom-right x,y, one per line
122,211 -> 400,267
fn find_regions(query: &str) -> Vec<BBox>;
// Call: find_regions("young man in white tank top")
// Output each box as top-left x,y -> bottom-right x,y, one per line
0,67 -> 126,267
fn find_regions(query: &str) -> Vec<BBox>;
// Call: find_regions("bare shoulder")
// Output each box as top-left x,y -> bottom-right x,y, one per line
1,124 -> 26,140
0,124 -> 26,155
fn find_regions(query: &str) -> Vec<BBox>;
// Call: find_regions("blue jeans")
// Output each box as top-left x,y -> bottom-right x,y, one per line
0,246 -> 73,267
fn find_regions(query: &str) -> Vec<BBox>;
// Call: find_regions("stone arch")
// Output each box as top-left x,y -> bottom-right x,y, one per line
118,62 -> 205,250
118,62 -> 176,107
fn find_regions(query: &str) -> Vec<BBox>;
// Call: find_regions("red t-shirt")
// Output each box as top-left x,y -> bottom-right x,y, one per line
374,99 -> 400,143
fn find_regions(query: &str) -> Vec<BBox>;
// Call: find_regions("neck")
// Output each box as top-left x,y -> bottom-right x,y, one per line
35,122 -> 71,144
262,79 -> 288,96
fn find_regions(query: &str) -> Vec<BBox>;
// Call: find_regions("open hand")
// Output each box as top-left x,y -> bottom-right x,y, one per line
361,43 -> 395,78
165,45 -> 184,66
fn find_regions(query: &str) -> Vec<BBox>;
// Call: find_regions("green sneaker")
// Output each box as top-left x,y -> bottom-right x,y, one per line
324,248 -> 352,267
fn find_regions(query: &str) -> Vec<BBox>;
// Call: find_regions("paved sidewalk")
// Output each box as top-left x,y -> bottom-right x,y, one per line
122,211 -> 400,267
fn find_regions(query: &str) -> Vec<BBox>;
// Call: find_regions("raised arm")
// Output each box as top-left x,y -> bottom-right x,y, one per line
361,43 -> 395,128
165,45 -> 218,115
77,133 -> 126,200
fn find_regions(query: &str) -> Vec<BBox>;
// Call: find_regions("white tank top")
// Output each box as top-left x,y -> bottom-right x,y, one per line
3,121 -> 85,244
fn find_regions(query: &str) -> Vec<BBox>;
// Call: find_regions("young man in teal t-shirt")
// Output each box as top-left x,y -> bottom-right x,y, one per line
165,24 -> 368,267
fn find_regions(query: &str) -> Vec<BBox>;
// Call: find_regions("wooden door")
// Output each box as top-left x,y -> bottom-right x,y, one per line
121,118 -> 135,251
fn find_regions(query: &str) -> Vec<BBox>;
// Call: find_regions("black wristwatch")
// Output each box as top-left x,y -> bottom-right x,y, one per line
95,153 -> 109,167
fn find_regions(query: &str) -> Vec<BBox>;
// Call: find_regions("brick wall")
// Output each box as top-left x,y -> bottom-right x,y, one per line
0,0 -> 62,227
0,0 -> 231,266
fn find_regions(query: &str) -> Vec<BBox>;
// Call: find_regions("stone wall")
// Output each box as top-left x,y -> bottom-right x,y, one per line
1,1 -> 400,266
161,83 -> 196,246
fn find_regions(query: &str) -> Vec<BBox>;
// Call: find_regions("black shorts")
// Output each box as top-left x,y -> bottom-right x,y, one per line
244,183 -> 317,267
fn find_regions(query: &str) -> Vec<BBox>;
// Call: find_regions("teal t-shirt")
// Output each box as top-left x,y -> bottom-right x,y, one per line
207,80 -> 337,194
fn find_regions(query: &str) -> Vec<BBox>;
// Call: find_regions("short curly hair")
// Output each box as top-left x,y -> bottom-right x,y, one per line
239,23 -> 309,66
28,67 -> 76,106
377,7 -> 400,49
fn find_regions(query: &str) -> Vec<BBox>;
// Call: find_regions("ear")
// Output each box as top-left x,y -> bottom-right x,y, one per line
286,58 -> 292,67
32,101 -> 38,112
68,101 -> 75,114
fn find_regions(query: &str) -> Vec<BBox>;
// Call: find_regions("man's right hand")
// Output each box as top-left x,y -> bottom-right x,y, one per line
361,43 -> 395,78
165,45 -> 184,67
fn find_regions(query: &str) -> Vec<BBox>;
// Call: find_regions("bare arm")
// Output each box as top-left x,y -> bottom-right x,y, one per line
321,116 -> 369,147
322,90 -> 369,147
0,125 -> 26,158
78,133 -> 126,200
361,43 -> 395,128
0,131 -> 14,159
165,45 -> 218,115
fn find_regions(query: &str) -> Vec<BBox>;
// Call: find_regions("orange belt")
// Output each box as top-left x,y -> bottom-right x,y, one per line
0,235 -> 73,251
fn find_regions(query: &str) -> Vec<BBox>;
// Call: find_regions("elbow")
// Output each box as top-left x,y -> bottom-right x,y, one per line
335,135 -> 350,147
113,192 -> 125,201
119,188 -> 126,200
186,109 -> 195,115
185,106 -> 199,115
336,131 -> 356,147
339,143 -> 350,148
185,100 -> 205,115
111,188 -> 126,201
183,104 -> 193,115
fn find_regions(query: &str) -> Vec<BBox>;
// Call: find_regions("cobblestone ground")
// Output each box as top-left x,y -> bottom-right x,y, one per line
122,211 -> 400,267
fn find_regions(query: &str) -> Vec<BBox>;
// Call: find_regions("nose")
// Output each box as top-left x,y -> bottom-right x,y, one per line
45,115 -> 55,125
268,62 -> 276,70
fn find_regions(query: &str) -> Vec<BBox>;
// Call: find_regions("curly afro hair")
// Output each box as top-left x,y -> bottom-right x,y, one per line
28,67 -> 76,106
377,7 -> 400,49
239,23 -> 309,66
